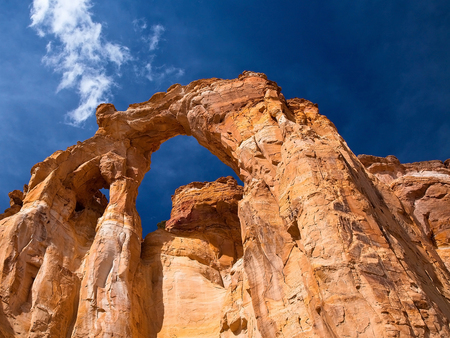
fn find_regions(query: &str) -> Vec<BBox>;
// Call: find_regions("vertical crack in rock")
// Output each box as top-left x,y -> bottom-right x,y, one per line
0,71 -> 450,337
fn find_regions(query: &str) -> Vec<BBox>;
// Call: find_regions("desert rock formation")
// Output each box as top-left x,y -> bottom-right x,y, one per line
1,71 -> 450,337
360,155 -> 450,272
140,176 -> 246,337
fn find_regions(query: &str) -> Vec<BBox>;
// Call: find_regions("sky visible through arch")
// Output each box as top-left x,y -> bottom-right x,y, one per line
0,0 -> 449,234
136,136 -> 242,235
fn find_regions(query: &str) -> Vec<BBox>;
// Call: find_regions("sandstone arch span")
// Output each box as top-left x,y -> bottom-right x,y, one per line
1,72 -> 450,337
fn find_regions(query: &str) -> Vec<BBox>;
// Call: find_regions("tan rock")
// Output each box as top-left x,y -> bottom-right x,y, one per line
360,154 -> 450,271
135,177 -> 245,337
0,71 -> 450,337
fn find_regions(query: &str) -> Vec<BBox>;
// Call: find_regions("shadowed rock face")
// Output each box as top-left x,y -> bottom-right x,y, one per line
1,71 -> 450,337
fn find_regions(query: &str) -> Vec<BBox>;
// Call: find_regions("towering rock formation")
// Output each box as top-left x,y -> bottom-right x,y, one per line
1,71 -> 450,337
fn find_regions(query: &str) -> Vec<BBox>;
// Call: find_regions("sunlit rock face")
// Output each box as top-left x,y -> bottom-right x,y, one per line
360,155 -> 450,271
1,71 -> 450,337
139,176 -> 246,337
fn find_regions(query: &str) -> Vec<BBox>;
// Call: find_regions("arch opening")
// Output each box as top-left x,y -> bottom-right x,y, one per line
100,188 -> 110,201
136,135 -> 243,236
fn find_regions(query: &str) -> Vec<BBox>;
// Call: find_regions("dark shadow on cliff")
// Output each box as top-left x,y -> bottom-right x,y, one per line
0,300 -> 14,338
137,230 -> 165,338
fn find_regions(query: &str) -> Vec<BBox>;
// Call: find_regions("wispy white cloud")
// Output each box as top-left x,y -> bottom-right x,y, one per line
30,0 -> 130,125
30,2 -> 185,125
133,20 -> 165,51
148,24 -> 165,51
145,63 -> 185,82
132,18 -> 147,32
140,24 -> 184,83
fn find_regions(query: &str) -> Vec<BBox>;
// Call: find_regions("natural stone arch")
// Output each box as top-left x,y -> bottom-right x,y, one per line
1,71 -> 450,337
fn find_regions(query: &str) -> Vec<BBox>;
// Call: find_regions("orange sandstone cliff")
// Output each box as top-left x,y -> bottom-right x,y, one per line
1,72 -> 450,337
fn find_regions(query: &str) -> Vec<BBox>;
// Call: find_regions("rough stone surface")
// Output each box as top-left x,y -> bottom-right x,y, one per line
1,72 -> 450,337
360,154 -> 450,271
139,176 -> 245,337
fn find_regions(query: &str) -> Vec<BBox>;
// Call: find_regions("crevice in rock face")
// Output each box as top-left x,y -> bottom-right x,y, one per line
13,262 -> 39,315
0,300 -> 14,337
68,177 -> 109,247
74,202 -> 84,213
65,279 -> 80,338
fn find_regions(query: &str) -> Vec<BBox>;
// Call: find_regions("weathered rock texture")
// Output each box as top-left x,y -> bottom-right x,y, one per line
140,176 -> 246,338
360,155 -> 450,272
1,71 -> 450,337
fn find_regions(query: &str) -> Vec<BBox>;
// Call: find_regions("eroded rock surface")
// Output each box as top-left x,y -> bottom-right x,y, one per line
137,176 -> 247,337
360,154 -> 450,270
1,72 -> 450,337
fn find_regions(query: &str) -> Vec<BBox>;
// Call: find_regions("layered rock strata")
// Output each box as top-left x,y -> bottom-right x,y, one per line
1,72 -> 450,337
360,155 -> 450,270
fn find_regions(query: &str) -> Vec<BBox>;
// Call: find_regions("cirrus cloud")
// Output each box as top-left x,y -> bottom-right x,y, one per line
30,1 -> 184,125
30,0 -> 130,125
148,24 -> 165,51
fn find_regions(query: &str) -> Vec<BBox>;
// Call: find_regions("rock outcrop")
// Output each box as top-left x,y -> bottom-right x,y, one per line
140,176 -> 245,337
1,71 -> 450,337
360,155 -> 450,271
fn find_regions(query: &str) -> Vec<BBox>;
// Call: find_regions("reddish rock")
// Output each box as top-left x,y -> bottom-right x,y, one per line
0,72 -> 450,337
360,154 -> 450,271
138,177 -> 246,337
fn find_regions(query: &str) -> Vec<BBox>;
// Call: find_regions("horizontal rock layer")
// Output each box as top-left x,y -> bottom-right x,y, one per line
1,71 -> 450,337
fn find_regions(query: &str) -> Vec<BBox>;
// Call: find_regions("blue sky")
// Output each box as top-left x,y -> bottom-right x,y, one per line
1,0 -> 449,235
